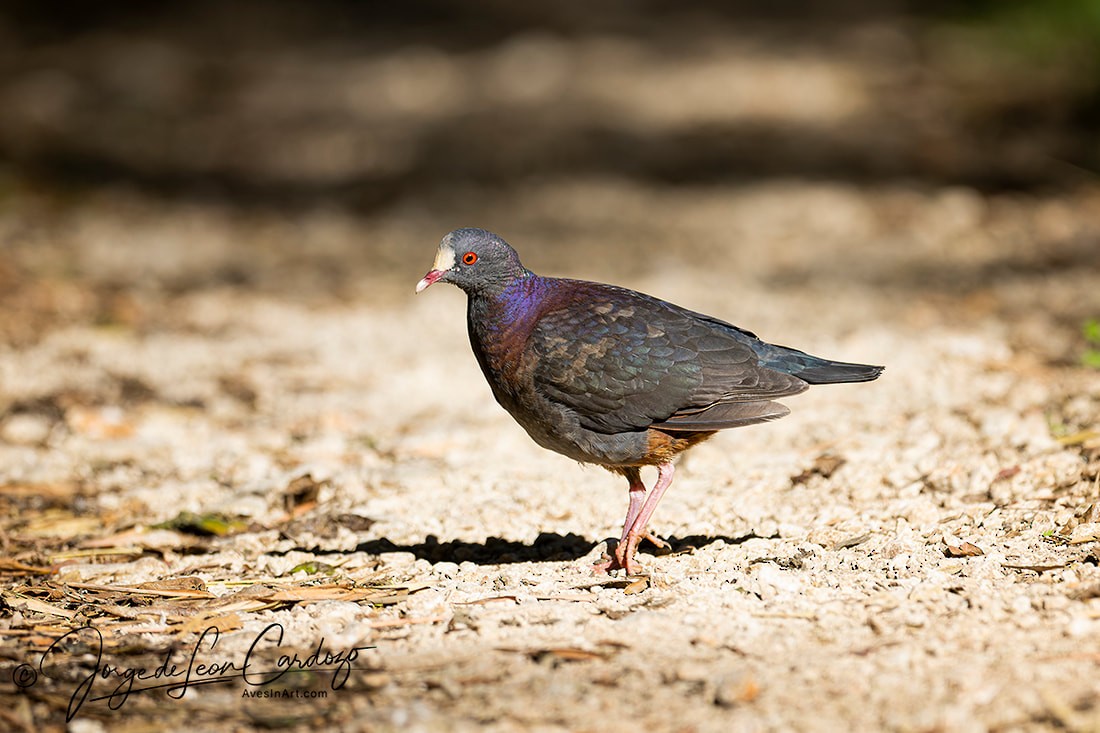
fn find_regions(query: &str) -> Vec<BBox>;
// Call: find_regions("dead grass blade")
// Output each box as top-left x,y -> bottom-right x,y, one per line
0,590 -> 78,619
454,595 -> 520,605
64,581 -> 216,599
0,558 -> 56,574
497,646 -> 610,662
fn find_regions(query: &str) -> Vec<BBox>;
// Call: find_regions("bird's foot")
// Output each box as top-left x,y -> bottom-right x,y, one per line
592,558 -> 644,576
641,531 -> 671,551
592,529 -> 669,574
591,556 -> 621,574
592,538 -> 644,575
612,534 -> 644,575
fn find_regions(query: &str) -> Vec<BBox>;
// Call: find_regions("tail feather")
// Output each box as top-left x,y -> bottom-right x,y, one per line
795,360 -> 883,384
755,343 -> 884,385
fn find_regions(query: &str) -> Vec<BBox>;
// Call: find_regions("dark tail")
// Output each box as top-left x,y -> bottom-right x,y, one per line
793,359 -> 883,384
755,343 -> 884,384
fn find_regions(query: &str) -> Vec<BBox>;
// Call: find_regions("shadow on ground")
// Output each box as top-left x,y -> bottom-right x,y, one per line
352,532 -> 762,565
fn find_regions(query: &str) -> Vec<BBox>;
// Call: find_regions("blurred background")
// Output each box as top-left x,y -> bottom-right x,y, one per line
1,6 -> 1099,729
0,0 -> 1098,356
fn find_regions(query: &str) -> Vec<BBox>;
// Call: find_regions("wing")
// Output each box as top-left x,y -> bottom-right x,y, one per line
528,282 -> 807,434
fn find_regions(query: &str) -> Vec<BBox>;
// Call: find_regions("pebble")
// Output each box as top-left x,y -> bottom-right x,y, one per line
0,414 -> 52,445
714,673 -> 759,707
379,551 -> 418,567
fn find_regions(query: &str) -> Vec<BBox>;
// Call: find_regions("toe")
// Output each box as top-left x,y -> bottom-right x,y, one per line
642,531 -> 671,550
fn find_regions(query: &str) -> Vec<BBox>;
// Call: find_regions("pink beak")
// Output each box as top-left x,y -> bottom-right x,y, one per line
415,269 -> 445,294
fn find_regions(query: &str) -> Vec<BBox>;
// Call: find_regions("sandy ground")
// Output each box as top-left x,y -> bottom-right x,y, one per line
2,6 -> 1100,732
1,178 -> 1098,732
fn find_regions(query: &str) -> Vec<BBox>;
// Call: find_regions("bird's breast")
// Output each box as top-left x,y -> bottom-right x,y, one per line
467,295 -> 540,398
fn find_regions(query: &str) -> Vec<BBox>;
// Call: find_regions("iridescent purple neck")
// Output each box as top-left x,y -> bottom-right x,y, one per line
496,272 -> 547,319
467,272 -> 549,342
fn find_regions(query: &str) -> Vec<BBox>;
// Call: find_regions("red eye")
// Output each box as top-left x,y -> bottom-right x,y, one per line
462,252 -> 478,265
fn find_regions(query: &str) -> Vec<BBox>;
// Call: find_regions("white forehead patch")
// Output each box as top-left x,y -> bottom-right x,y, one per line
432,241 -> 456,271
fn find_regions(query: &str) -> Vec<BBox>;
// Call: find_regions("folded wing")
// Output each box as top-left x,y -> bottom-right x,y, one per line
529,281 -> 808,434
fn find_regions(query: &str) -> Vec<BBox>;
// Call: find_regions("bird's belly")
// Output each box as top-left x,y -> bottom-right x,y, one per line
492,386 -> 650,467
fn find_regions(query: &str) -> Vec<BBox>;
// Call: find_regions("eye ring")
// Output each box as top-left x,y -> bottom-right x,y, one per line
462,251 -> 478,265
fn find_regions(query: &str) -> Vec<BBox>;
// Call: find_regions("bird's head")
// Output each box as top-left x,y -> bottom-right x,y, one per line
415,228 -> 528,296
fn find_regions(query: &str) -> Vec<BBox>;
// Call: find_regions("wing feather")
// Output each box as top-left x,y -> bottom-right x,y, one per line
528,282 -> 806,434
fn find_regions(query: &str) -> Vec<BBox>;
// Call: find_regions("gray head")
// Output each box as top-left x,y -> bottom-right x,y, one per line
415,228 -> 529,296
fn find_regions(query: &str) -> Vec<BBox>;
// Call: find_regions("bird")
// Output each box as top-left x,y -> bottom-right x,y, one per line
416,228 -> 882,574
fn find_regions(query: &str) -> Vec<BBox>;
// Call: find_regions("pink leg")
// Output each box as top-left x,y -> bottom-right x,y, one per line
593,468 -> 647,573
615,462 -> 676,574
619,469 -> 646,542
619,473 -> 668,548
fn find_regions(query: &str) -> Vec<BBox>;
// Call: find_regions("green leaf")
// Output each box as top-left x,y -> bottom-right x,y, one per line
153,511 -> 248,537
1083,318 -> 1100,345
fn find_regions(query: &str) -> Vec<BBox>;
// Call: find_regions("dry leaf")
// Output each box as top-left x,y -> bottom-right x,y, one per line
1068,523 -> 1100,544
945,541 -> 984,557
531,647 -> 608,662
177,613 -> 244,635
833,533 -> 872,550
136,577 -> 208,592
792,453 -> 846,485
1076,504 -> 1100,524
283,473 -> 328,515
